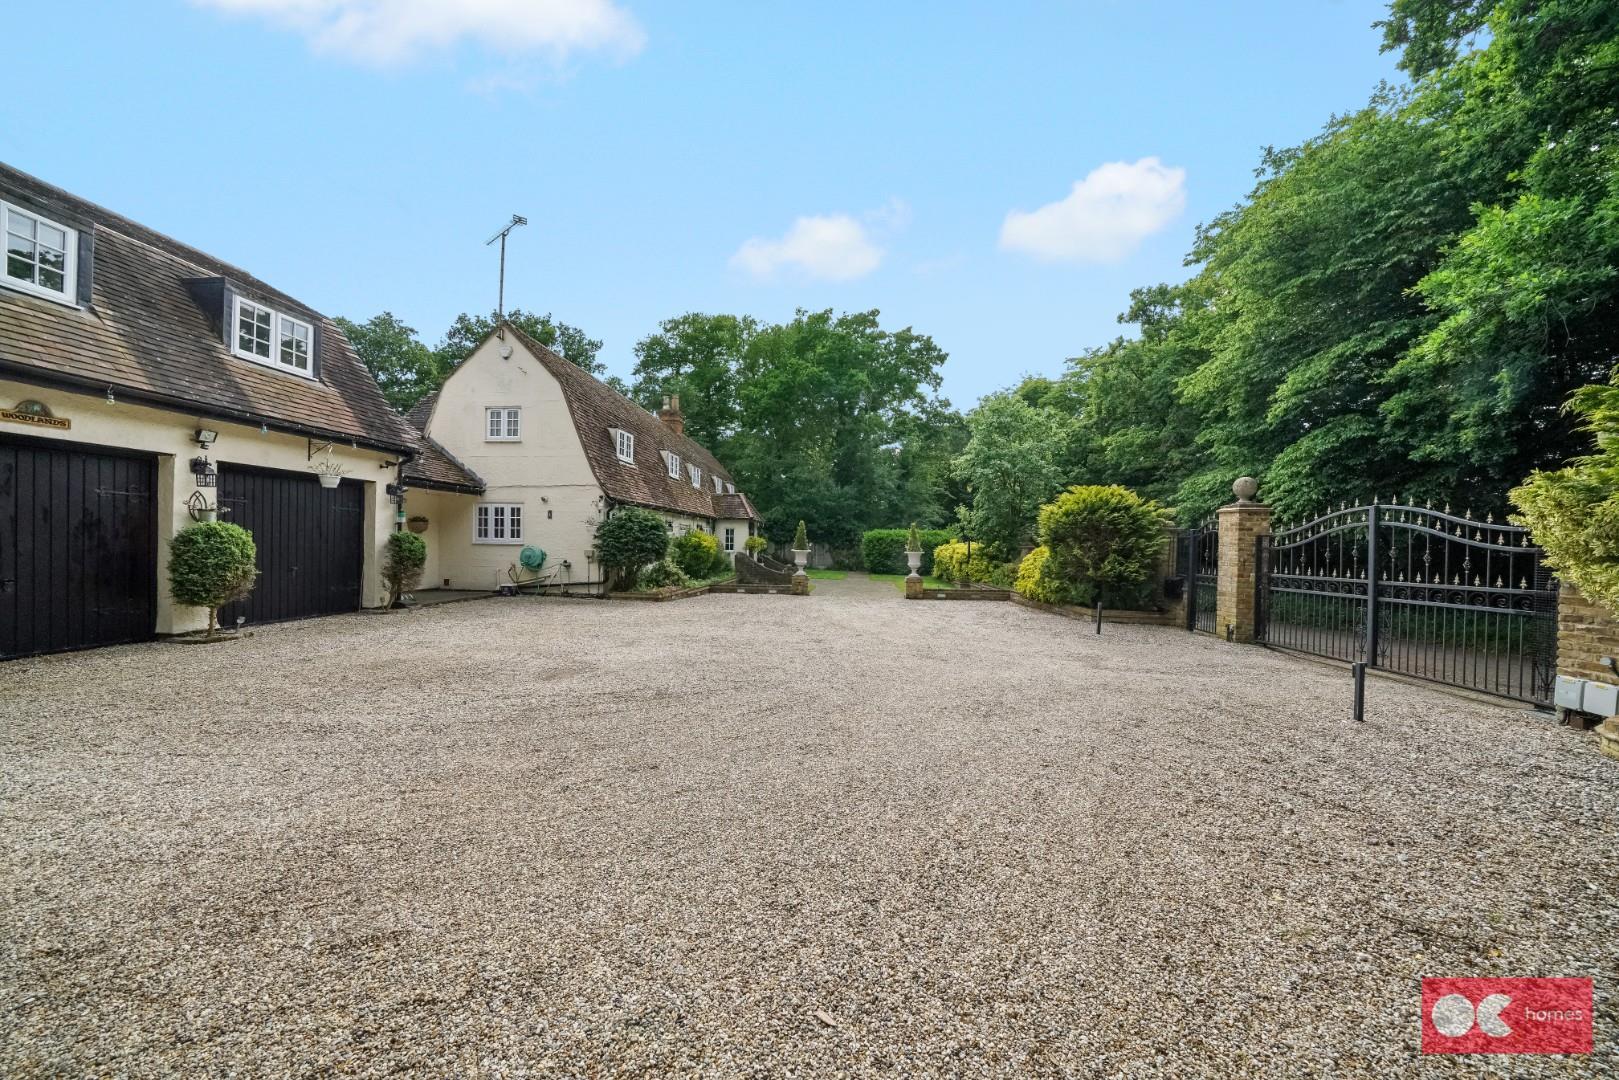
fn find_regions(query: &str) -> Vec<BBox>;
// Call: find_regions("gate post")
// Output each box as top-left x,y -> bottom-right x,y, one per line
1364,502 -> 1381,667
1215,477 -> 1271,644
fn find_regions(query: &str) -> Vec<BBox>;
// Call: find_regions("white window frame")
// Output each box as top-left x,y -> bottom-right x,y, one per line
474,503 -> 524,544
687,462 -> 702,488
725,482 -> 735,494
485,407 -> 522,442
664,451 -> 681,479
231,295 -> 315,379
2,200 -> 78,306
612,428 -> 635,464
712,476 -> 723,494
724,527 -> 736,551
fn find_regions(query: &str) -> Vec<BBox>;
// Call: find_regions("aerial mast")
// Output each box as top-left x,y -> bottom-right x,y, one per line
486,214 -> 528,319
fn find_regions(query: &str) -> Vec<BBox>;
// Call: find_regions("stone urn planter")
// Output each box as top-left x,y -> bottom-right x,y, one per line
791,549 -> 810,574
905,550 -> 923,576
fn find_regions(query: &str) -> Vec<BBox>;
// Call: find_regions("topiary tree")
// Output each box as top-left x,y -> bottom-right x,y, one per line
906,522 -> 922,552
1036,485 -> 1170,607
597,506 -> 671,589
382,530 -> 427,608
793,520 -> 810,551
670,529 -> 724,579
1512,377 -> 1619,613
168,521 -> 257,637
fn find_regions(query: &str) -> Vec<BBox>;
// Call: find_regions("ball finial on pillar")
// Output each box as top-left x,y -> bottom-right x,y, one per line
1232,476 -> 1260,505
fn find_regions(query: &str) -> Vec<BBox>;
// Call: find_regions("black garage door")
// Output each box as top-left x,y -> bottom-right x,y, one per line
0,435 -> 158,659
218,464 -> 365,626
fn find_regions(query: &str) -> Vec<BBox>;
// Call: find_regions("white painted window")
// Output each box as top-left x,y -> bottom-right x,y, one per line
2,200 -> 76,304
664,451 -> 681,479
232,296 -> 314,377
474,503 -> 523,543
485,407 -> 521,441
687,463 -> 701,488
724,527 -> 736,551
712,476 -> 723,494
612,428 -> 635,464
725,482 -> 735,494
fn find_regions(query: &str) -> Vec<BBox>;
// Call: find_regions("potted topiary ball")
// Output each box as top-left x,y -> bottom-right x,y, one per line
904,522 -> 924,578
791,520 -> 811,575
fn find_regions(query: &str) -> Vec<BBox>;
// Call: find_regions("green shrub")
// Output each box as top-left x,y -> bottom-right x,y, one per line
744,534 -> 768,557
638,558 -> 692,590
1512,377 -> 1619,613
987,560 -> 1018,589
860,527 -> 955,574
793,520 -> 809,550
932,541 -> 997,583
1013,545 -> 1088,605
168,521 -> 257,636
382,530 -> 427,607
1037,485 -> 1169,601
597,506 -> 671,589
670,529 -> 724,579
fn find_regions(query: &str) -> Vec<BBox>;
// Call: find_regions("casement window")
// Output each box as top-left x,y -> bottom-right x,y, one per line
232,296 -> 314,377
612,428 -> 635,464
485,407 -> 521,441
474,503 -> 523,543
664,451 -> 681,479
724,527 -> 736,551
687,463 -> 701,488
725,482 -> 735,495
2,200 -> 77,304
712,476 -> 723,494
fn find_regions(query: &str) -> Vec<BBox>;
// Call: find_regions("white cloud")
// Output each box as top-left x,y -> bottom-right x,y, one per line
731,214 -> 885,282
999,157 -> 1186,263
192,0 -> 646,66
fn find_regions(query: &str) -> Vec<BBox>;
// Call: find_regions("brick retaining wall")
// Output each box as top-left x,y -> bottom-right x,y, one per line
1559,585 -> 1619,689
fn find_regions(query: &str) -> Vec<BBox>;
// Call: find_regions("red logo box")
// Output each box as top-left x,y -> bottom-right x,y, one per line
1421,978 -> 1593,1054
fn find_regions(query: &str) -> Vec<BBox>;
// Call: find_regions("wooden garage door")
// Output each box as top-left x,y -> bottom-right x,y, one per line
218,464 -> 365,626
0,435 -> 158,659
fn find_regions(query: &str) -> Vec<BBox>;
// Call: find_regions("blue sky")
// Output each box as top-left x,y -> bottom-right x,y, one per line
3,1 -> 1404,408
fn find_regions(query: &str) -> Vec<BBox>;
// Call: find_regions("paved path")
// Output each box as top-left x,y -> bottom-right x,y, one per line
3,591 -> 1615,1076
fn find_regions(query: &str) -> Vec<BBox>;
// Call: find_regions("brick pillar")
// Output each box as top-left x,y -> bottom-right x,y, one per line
905,575 -> 924,599
1214,479 -> 1270,643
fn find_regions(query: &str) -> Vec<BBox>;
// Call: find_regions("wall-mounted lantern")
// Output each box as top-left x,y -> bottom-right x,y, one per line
190,455 -> 217,488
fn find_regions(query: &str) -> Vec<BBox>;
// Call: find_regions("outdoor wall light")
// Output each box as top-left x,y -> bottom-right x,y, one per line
194,428 -> 218,447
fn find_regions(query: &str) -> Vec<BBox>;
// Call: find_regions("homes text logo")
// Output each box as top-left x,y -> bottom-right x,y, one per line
1420,978 -> 1593,1055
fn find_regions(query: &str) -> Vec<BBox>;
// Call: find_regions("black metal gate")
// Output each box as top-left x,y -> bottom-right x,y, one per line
1257,502 -> 1558,706
218,464 -> 365,626
1185,520 -> 1218,634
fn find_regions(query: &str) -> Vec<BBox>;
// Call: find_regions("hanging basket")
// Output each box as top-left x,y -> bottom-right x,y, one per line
316,472 -> 342,489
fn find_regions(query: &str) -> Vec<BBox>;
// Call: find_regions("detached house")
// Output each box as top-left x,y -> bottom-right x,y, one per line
402,325 -> 760,593
0,163 -> 438,659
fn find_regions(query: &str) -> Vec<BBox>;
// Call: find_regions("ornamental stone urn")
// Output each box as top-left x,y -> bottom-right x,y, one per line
905,550 -> 923,576
792,548 -> 810,574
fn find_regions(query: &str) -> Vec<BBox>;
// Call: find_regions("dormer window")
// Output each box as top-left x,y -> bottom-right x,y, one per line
712,476 -> 723,494
233,296 -> 313,378
725,482 -> 735,495
3,200 -> 77,304
688,463 -> 701,488
664,451 -> 681,479
612,428 -> 635,464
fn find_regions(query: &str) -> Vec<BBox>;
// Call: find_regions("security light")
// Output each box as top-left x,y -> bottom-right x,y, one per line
194,428 -> 218,447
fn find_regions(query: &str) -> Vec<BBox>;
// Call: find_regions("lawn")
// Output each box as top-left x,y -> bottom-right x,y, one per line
866,571 -> 952,590
805,568 -> 847,580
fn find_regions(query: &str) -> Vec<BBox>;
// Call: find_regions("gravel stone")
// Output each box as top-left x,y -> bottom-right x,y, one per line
2,575 -> 1616,1077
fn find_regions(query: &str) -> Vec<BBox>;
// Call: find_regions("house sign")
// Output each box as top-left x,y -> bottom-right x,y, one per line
0,400 -> 70,430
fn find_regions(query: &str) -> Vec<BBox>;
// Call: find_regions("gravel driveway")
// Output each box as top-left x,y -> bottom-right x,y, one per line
3,579 -> 1616,1077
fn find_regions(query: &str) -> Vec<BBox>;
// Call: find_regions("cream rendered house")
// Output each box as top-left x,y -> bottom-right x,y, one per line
402,325 -> 760,593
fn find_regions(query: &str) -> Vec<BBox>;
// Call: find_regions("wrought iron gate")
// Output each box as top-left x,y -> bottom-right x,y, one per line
1185,521 -> 1218,634
1256,502 -> 1558,706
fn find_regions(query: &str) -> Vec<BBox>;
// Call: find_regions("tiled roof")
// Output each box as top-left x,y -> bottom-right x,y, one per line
714,491 -> 761,522
0,162 -> 418,453
503,324 -> 755,520
399,391 -> 483,493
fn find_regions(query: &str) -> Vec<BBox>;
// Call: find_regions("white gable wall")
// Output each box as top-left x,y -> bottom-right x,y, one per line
415,333 -> 609,591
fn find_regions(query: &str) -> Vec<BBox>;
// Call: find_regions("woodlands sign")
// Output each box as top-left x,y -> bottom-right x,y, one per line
0,400 -> 70,430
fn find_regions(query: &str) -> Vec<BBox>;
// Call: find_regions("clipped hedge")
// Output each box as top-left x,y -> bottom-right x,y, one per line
1014,546 -> 1090,606
382,530 -> 427,607
169,521 -> 258,635
932,541 -> 997,583
861,527 -> 954,574
670,529 -> 725,579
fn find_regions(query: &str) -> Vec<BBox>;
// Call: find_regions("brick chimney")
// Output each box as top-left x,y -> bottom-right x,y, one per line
659,393 -> 685,437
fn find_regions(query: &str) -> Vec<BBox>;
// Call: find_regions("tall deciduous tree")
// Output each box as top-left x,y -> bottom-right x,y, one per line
336,312 -> 441,411
437,309 -> 605,377
631,313 -> 755,451
953,392 -> 1073,558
